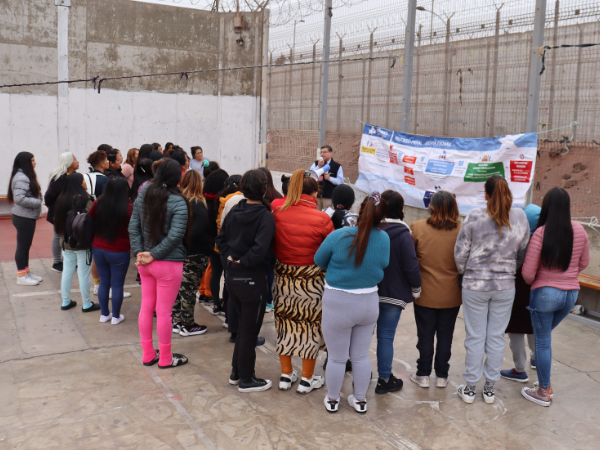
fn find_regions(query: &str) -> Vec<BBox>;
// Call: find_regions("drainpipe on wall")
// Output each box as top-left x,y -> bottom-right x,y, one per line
56,0 -> 70,153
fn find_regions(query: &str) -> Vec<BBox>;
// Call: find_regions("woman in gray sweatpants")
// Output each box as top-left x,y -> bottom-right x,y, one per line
454,176 -> 530,405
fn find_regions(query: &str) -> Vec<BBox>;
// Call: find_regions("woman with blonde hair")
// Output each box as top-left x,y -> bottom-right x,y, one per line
122,148 -> 139,187
454,176 -> 530,405
272,169 -> 334,394
172,169 -> 212,337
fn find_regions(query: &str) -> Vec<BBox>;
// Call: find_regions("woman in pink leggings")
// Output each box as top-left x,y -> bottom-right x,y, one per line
129,159 -> 190,368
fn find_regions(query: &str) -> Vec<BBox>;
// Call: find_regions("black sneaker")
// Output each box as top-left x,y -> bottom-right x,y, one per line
229,333 -> 237,343
198,294 -> 207,301
256,336 -> 265,347
238,376 -> 272,392
52,262 -> 63,273
229,368 -> 240,385
375,374 -> 404,394
82,302 -> 101,313
179,323 -> 208,336
203,297 -> 213,304
212,304 -> 225,316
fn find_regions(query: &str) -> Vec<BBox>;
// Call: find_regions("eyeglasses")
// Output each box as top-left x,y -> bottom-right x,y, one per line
320,151 -> 330,155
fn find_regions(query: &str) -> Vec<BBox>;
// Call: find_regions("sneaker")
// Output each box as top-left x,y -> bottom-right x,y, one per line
158,353 -> 188,369
324,396 -> 340,413
93,284 -> 99,295
28,272 -> 43,282
297,375 -> 324,394
521,385 -> 551,406
111,314 -> 125,325
172,323 -> 182,334
223,322 -> 228,328
61,300 -> 77,311
500,368 -> 529,383
256,336 -> 265,347
436,377 -> 448,388
229,333 -> 237,343
410,374 -> 430,388
348,394 -> 368,414
203,297 -> 213,304
457,385 -> 476,404
198,294 -> 207,302
279,370 -> 298,391
180,323 -> 208,336
212,305 -> 225,316
375,374 -> 404,394
52,262 -> 63,272
533,381 -> 554,398
17,274 -> 39,286
229,369 -> 240,385
82,302 -> 101,313
265,302 -> 274,313
100,314 -> 112,323
530,359 -> 536,369
482,385 -> 495,404
238,376 -> 272,392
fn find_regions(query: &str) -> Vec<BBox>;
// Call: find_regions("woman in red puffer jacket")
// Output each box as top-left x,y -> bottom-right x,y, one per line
272,169 -> 334,395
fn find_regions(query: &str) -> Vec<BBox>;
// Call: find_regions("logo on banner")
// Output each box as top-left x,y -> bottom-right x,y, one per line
439,151 -> 447,160
368,126 -> 376,135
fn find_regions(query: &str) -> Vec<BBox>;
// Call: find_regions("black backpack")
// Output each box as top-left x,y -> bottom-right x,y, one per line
64,204 -> 95,251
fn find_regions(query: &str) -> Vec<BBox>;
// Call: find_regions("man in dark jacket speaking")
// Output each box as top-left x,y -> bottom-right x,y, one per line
309,145 -> 344,211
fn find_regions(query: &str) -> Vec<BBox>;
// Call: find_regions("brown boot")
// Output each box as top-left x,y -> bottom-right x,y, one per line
521,385 -> 551,406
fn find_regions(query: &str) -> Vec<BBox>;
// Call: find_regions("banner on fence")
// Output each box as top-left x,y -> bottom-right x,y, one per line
354,124 -> 538,214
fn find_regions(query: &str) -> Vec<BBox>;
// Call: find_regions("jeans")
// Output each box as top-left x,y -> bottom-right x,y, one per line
61,249 -> 92,308
52,231 -> 62,264
528,287 -> 578,388
376,302 -> 403,380
414,304 -> 461,378
92,248 -> 130,318
12,215 -> 36,272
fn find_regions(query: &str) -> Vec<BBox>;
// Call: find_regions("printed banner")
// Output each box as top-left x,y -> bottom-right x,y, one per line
355,124 -> 538,214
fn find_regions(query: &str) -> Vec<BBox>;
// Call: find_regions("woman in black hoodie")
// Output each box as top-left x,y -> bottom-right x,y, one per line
216,169 -> 275,393
375,190 -> 422,394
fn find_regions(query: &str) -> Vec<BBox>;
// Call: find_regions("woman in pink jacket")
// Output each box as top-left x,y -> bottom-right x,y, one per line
521,187 -> 589,407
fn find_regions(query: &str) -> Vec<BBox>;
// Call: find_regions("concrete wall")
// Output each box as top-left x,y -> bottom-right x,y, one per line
0,0 -> 265,198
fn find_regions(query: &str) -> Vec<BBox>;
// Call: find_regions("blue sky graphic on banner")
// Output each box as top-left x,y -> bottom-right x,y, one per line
355,124 -> 538,214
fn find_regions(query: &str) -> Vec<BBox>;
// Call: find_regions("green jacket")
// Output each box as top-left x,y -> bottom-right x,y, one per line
128,184 -> 188,262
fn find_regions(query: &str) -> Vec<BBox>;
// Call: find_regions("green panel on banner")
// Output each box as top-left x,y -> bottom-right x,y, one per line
463,162 -> 505,182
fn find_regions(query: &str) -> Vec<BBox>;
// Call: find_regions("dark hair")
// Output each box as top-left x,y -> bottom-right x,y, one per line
320,145 -> 333,153
106,148 -> 119,163
152,143 -> 161,151
87,150 -> 107,169
171,151 -> 187,167
258,167 -> 283,202
203,161 -> 220,179
97,144 -> 113,152
53,173 -> 90,235
427,191 -> 460,230
163,148 -> 175,158
139,144 -> 153,160
203,168 -> 229,194
130,158 -> 153,201
148,151 -> 164,162
94,178 -> 131,243
348,196 -> 387,268
485,175 -> 513,234
8,152 -> 40,202
331,185 -> 355,229
191,146 -> 202,158
142,159 -> 190,244
241,169 -> 270,209
537,187 -> 574,272
220,175 -> 243,198
281,174 -> 290,196
381,190 -> 404,220
164,142 -> 174,151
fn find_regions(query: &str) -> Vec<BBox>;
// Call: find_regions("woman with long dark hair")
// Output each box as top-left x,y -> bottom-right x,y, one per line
216,169 -> 275,392
454,176 -> 530,405
172,170 -> 211,337
129,159 -> 190,368
315,192 -> 390,414
324,184 -> 358,229
272,169 -> 334,394
45,152 -> 79,273
521,188 -> 589,406
89,178 -> 133,325
130,158 -> 154,202
54,173 -> 99,312
8,152 -> 43,285
410,191 -> 462,389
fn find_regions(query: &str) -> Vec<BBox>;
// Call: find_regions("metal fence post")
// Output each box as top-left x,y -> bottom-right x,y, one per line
482,37 -> 491,136
573,25 -> 584,141
442,18 -> 451,136
413,24 -> 422,134
366,30 -> 376,124
318,0 -> 333,148
525,0 -> 547,134
259,9 -> 269,166
337,36 -> 343,132
56,0 -> 70,153
400,0 -> 417,133
311,42 -> 317,127
547,0 -> 560,133
489,5 -> 503,137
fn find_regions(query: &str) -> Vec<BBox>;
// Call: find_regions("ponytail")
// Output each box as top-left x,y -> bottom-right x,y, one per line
279,169 -> 318,211
485,175 -> 512,234
348,193 -> 387,267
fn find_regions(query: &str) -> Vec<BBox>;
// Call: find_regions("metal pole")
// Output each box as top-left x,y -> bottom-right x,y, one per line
573,26 -> 584,141
430,0 -> 434,45
311,42 -> 317,127
337,36 -> 343,132
414,24 -> 422,133
318,0 -> 333,148
489,5 -> 503,137
366,30 -> 375,123
56,0 -> 70,153
259,9 -> 270,167
400,0 -> 417,133
547,0 -> 560,133
442,18 -> 451,136
525,0 -> 547,134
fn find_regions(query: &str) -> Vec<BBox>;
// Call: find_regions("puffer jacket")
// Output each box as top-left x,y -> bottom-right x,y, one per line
272,194 -> 334,266
128,184 -> 188,262
11,170 -> 42,219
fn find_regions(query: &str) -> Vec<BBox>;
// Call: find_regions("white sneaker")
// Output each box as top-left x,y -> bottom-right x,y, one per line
410,373 -> 430,388
297,375 -> 325,394
436,377 -> 448,388
223,322 -> 228,328
111,314 -> 125,325
279,370 -> 298,391
28,272 -> 43,282
172,323 -> 182,334
348,394 -> 368,414
100,314 -> 112,323
457,385 -> 476,404
324,396 -> 340,413
109,289 -> 131,299
17,274 -> 39,286
93,284 -> 99,295
482,387 -> 495,404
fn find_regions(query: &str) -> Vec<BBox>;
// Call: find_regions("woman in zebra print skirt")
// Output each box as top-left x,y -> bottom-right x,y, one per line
272,169 -> 335,394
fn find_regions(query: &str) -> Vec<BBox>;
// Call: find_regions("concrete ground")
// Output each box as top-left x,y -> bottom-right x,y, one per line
1,221 -> 600,450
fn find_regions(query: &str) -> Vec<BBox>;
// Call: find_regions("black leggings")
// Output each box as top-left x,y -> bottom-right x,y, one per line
12,215 -> 37,271
209,252 -> 224,306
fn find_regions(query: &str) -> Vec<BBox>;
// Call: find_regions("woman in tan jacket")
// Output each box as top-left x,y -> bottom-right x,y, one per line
410,191 -> 462,389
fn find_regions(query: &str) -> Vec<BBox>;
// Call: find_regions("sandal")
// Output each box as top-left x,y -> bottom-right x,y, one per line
143,350 -> 159,367
158,353 -> 188,369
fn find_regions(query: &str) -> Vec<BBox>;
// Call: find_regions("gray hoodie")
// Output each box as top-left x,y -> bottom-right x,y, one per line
11,170 -> 42,219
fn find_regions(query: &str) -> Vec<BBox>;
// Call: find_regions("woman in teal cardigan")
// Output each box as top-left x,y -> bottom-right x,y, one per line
314,192 -> 390,415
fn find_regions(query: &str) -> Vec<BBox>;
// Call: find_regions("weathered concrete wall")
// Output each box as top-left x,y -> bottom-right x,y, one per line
0,0 -> 264,195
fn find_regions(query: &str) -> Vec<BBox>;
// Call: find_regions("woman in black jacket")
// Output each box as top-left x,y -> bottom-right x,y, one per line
375,190 -> 422,394
216,169 -> 275,393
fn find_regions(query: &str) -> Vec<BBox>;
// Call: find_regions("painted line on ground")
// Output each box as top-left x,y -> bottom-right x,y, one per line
11,284 -> 140,297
